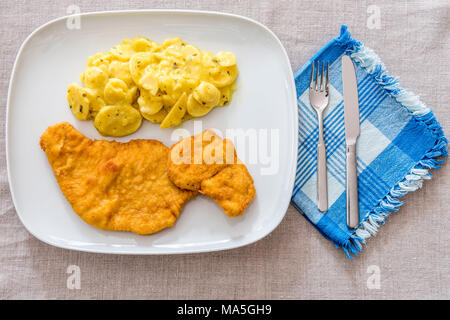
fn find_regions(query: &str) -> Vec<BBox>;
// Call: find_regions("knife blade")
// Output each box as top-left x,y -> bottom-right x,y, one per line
342,55 -> 360,229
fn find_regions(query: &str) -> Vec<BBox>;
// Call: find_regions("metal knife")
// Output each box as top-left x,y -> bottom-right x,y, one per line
342,55 -> 360,229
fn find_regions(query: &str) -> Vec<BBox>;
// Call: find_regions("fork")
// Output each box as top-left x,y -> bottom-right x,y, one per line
309,61 -> 330,212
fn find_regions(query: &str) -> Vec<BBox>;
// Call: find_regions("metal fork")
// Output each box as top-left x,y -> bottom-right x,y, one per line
309,61 -> 330,212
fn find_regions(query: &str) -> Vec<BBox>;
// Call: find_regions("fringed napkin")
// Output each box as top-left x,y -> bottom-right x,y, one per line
291,25 -> 447,258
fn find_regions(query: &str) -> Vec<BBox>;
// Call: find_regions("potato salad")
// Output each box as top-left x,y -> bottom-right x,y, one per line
67,37 -> 238,136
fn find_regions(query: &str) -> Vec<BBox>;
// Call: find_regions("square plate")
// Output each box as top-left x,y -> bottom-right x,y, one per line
6,10 -> 297,254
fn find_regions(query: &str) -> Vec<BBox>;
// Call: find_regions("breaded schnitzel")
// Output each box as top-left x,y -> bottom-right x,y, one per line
167,130 -> 235,191
40,122 -> 197,235
201,164 -> 255,217
168,130 -> 255,217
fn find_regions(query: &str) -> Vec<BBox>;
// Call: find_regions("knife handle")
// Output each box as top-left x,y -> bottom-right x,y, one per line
317,136 -> 328,212
346,143 -> 359,229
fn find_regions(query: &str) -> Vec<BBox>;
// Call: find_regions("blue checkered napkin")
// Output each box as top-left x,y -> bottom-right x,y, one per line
291,25 -> 448,258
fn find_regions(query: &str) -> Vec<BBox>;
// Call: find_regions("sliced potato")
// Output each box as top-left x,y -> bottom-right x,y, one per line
81,66 -> 108,89
181,44 -> 201,63
141,107 -> 168,123
139,67 -> 159,95
159,76 -> 177,95
70,36 -> 238,133
131,37 -> 156,52
209,65 -> 238,88
160,93 -> 187,128
83,88 -> 105,117
215,51 -> 236,67
126,86 -> 139,104
138,93 -> 163,116
161,37 -> 183,50
166,49 -> 183,59
193,81 -> 220,107
67,83 -> 90,120
86,52 -> 112,69
218,85 -> 233,106
161,94 -> 176,110
187,93 -> 214,117
201,51 -> 216,69
181,44 -> 200,56
182,77 -> 198,90
110,43 -> 134,61
94,105 -> 142,137
104,78 -> 128,104
129,52 -> 153,84
108,61 -> 133,87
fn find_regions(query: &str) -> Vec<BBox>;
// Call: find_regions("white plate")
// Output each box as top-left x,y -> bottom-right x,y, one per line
6,10 -> 297,254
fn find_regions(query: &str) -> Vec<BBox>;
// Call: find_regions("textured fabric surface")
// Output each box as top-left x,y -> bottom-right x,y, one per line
1,0 -> 449,299
292,25 -> 447,257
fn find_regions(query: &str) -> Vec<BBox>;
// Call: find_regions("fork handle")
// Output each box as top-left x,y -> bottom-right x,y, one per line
317,135 -> 328,212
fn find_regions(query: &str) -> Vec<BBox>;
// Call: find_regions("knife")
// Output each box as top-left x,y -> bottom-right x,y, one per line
342,55 -> 360,229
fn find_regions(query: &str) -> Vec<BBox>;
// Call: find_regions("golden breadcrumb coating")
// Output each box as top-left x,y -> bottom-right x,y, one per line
168,130 -> 255,217
167,130 -> 235,191
200,164 -> 256,217
40,122 -> 197,235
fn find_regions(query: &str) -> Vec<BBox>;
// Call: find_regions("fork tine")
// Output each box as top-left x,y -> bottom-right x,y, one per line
310,61 -> 315,88
326,62 -> 329,91
320,62 -> 324,91
315,61 -> 319,90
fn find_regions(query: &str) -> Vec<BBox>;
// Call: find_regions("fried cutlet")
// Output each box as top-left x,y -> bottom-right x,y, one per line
168,130 -> 255,217
168,130 -> 235,190
200,164 -> 255,217
40,122 -> 197,235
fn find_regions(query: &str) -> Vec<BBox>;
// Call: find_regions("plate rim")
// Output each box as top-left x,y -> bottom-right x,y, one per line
6,9 -> 298,255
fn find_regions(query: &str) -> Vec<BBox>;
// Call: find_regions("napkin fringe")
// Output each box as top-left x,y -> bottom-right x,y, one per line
338,29 -> 448,258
